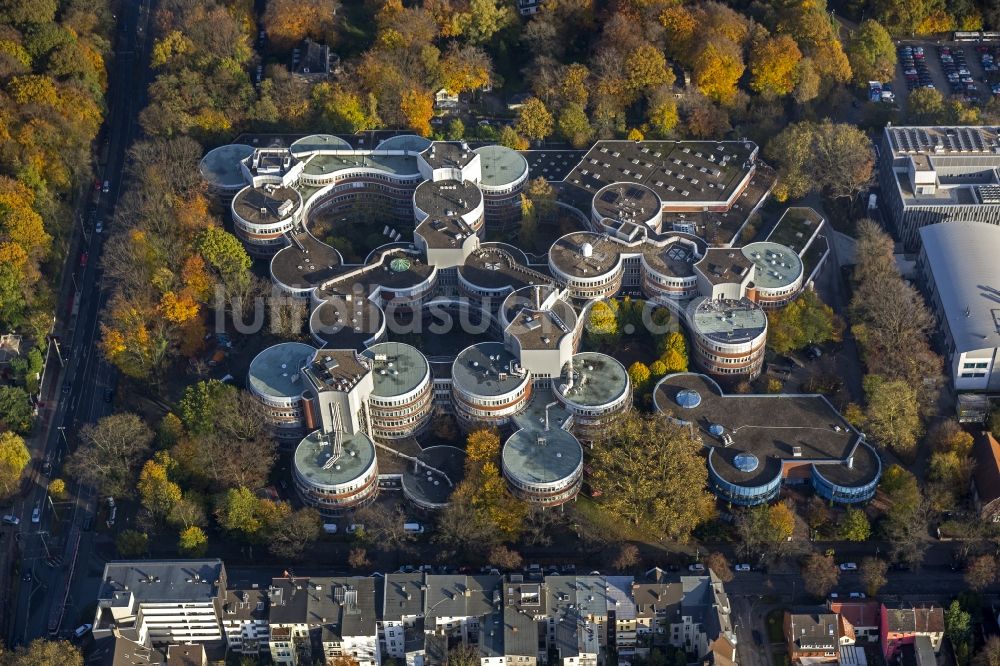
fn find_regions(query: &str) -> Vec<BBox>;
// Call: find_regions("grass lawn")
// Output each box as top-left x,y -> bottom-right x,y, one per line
571,495 -> 649,542
766,608 -> 786,644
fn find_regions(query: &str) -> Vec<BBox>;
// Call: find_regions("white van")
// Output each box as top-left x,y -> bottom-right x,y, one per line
403,522 -> 424,534
74,623 -> 92,638
323,523 -> 338,534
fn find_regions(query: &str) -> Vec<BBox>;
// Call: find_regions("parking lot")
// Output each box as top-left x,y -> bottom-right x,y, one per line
893,39 -> 997,110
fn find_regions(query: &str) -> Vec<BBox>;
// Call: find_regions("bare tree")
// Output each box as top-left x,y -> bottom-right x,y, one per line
859,557 -> 888,596
67,413 -> 154,498
801,552 -> 839,598
706,552 -> 734,582
268,508 -> 322,560
357,504 -> 415,555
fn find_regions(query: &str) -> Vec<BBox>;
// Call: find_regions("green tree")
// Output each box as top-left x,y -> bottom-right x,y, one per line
515,97 -> 554,142
0,386 -> 33,433
657,331 -> 689,373
0,431 -> 30,498
557,103 -> 594,149
590,411 -> 715,541
10,347 -> 43,394
178,526 -> 209,556
766,290 -> 843,354
177,380 -> 236,436
946,599 -> 973,666
116,529 -> 149,558
215,486 -> 265,538
451,0 -> 514,44
908,87 -> 945,124
498,125 -> 528,150
446,118 -> 466,140
195,227 -> 252,285
846,20 -> 896,86
863,375 -> 922,457
839,508 -> 871,541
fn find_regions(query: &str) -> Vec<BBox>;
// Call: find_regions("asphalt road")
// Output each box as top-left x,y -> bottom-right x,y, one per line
6,0 -> 154,646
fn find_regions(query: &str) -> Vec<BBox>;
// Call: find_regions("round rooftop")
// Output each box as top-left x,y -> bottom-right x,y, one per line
378,134 -> 433,153
401,446 -> 467,508
593,182 -> 661,226
741,242 -> 803,290
474,145 -> 529,188
502,427 -> 583,485
310,296 -> 385,350
688,297 -> 767,344
452,342 -> 530,398
362,342 -> 430,398
500,284 -> 576,329
549,231 -> 623,278
557,352 -> 629,407
199,144 -> 254,189
248,342 -> 318,400
289,134 -> 352,158
294,429 -> 377,488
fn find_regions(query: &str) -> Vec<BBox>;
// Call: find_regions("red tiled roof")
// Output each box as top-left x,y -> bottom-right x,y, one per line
973,433 -> 1000,505
830,601 -> 880,629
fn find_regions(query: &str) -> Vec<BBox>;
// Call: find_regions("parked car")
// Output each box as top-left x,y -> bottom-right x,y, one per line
688,563 -> 705,572
74,624 -> 93,639
850,592 -> 866,598
839,562 -> 858,571
403,522 -> 425,534
102,180 -> 110,194
94,219 -> 103,234
734,563 -> 751,572
2,515 -> 19,526
31,504 -> 40,524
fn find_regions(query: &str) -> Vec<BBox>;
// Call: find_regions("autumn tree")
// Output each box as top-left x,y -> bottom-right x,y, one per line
863,375 -> 922,458
767,120 -> 874,201
48,478 -> 67,501
516,97 -> 554,142
965,554 -> 997,591
693,38 -> 744,105
439,44 -> 493,94
68,413 -> 154,498
268,506 -> 322,559
557,103 -> 593,149
860,557 -> 888,596
590,411 -> 715,541
706,552 -> 734,582
735,502 -> 795,558
401,88 -> 434,137
116,529 -> 149,558
975,636 -> 1000,666
6,639 -> 83,666
766,290 -> 842,355
179,526 -> 209,557
750,34 -> 802,98
585,300 -> 620,348
263,0 -> 341,51
846,20 -> 896,87
487,545 -> 524,570
628,362 -> 652,394
801,551 -> 839,598
839,508 -> 871,542
0,431 -> 29,498
138,452 -> 183,518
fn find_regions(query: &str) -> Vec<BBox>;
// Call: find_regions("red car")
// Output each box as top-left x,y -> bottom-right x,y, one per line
79,251 -> 88,267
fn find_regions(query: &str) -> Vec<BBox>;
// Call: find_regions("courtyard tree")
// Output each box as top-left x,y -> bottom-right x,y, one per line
590,411 -> 715,542
766,290 -> 842,355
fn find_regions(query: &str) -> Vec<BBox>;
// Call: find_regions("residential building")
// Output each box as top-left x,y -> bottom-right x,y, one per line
784,612 -> 849,664
973,432 -> 1000,522
218,585 -> 269,656
880,604 -> 944,662
828,601 -> 881,642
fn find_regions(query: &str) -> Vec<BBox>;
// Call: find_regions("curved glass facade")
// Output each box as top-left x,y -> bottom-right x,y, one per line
811,445 -> 882,504
706,450 -> 782,506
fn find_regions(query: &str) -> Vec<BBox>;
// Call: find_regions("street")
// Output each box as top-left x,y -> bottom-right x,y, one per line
5,0 -> 154,646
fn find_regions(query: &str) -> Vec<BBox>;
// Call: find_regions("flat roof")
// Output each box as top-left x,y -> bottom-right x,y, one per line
919,221 -> 1000,353
302,348 -> 371,393
270,231 -> 344,290
654,373 -> 878,488
294,429 -> 377,487
414,179 -> 482,218
502,427 -> 582,484
248,342 -> 317,399
362,342 -> 429,397
233,184 -> 301,224
300,151 -> 419,176
593,182 -> 661,225
452,342 -> 529,397
310,296 -> 385,350
766,207 -> 823,254
741,242 -> 802,290
289,134 -> 352,158
558,352 -> 629,407
642,234 -> 705,279
688,297 -> 766,344
378,134 -> 432,152
696,248 -> 754,286
401,446 -> 466,506
475,145 -> 528,187
100,560 -> 224,603
502,285 -> 578,350
565,140 -> 756,206
200,144 -> 254,188
549,232 -> 623,278
513,388 -> 572,432
420,141 -> 478,171
416,215 -> 478,249
459,244 -> 552,292
521,149 -> 587,181
318,250 -> 436,295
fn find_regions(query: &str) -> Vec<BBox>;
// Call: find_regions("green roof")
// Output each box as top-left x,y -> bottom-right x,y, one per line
475,145 -> 529,187
558,352 -> 629,407
294,430 -> 377,488
362,342 -> 429,397
248,342 -> 317,399
502,427 -> 582,484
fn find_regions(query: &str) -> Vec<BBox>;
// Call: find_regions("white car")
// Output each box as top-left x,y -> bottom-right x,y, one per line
839,562 -> 858,571
688,563 -> 705,572
850,592 -> 866,598
94,220 -> 103,234
734,563 -> 751,572
31,505 -> 40,524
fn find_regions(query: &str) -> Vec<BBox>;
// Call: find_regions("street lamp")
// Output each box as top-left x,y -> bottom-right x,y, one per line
57,426 -> 68,449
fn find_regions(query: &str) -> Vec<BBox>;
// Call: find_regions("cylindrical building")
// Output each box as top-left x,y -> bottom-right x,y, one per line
247,342 -> 318,443
293,430 -> 379,516
501,427 -> 583,506
740,241 -> 803,309
474,145 -> 529,231
686,297 -> 767,381
548,232 -> 624,300
640,234 -> 706,302
451,342 -> 532,428
199,144 -> 254,202
231,184 -> 303,257
361,342 -> 434,440
553,352 -> 631,442
592,182 -> 663,232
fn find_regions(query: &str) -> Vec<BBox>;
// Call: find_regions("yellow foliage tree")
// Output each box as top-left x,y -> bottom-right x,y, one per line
0,431 -> 29,498
439,45 -> 493,94
159,291 -> 200,324
693,39 -> 745,105
750,34 -> 803,97
400,89 -> 434,137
